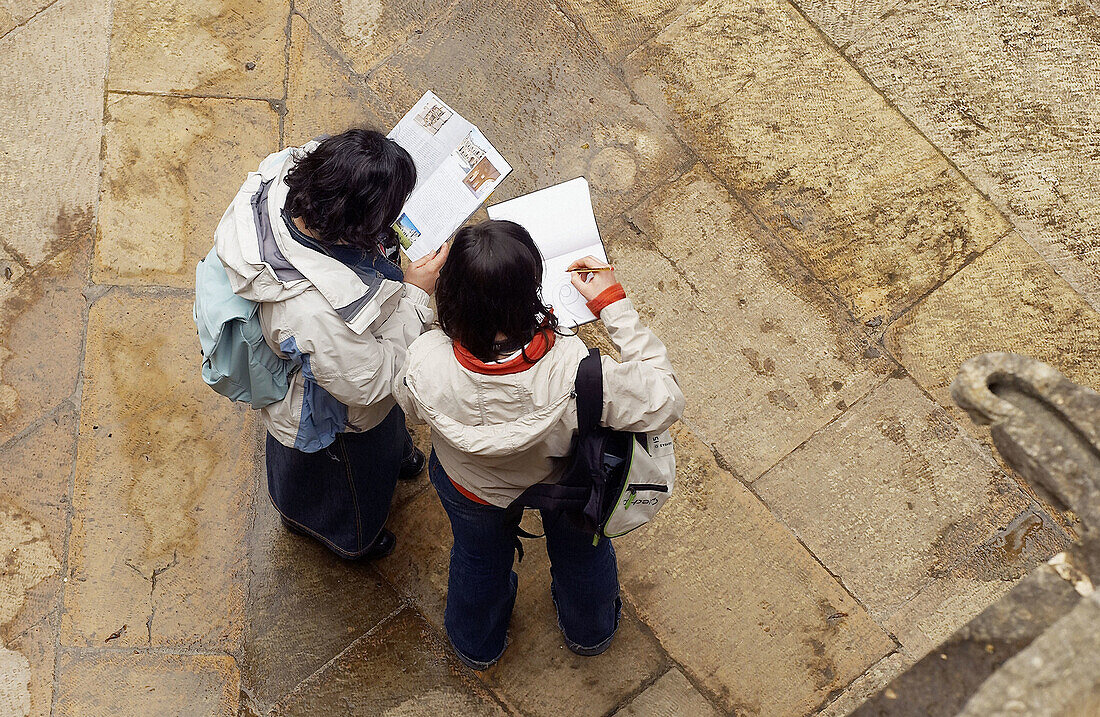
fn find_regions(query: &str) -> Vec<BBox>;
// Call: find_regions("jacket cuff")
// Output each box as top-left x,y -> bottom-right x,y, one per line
402,282 -> 430,307
586,284 -> 627,316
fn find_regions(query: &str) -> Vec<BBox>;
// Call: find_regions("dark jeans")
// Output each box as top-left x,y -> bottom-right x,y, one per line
428,451 -> 621,668
266,405 -> 414,558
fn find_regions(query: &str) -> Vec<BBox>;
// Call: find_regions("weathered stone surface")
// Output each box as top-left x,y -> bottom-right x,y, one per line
787,0 -> 897,48
0,406 -> 76,641
0,245 -> 88,443
957,594 -> 1100,716
55,652 -> 240,716
0,0 -> 54,36
815,651 -> 912,717
273,608 -> 505,716
107,0 -> 287,97
617,166 -> 888,480
886,233 -> 1100,412
755,378 -> 1029,622
0,245 -> 25,301
95,94 -> 279,288
614,668 -> 721,717
854,563 -> 1083,717
0,0 -> 108,266
62,294 -> 257,649
618,424 -> 892,716
295,0 -> 454,76
799,0 -> 1100,309
623,0 -> 1009,321
555,0 -> 697,62
882,509 -> 1070,656
283,15 -> 390,147
3,618 -> 55,717
377,489 -> 667,716
366,0 -> 690,218
240,499 -> 403,712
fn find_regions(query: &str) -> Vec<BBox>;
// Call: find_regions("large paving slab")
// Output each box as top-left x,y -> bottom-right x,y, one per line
107,0 -> 287,97
283,15 -> 390,146
0,405 -> 76,642
294,0 -> 457,76
0,0 -> 108,267
886,232 -> 1100,412
55,651 -> 239,716
95,94 -> 279,288
377,488 -> 667,717
616,166 -> 890,480
755,378 -> 1029,623
240,498 -> 404,712
0,244 -> 88,443
796,0 -> 1100,308
613,667 -> 721,717
553,0 -> 699,63
622,0 -> 1010,321
617,424 -> 893,716
61,293 -> 257,650
273,608 -> 506,716
365,0 -> 692,218
882,509 -> 1070,657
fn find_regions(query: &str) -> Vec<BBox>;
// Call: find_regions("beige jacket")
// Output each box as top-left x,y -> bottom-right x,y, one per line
216,142 -> 433,451
395,299 -> 685,507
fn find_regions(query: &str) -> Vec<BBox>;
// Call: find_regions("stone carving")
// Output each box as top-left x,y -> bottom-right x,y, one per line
950,353 -> 1100,716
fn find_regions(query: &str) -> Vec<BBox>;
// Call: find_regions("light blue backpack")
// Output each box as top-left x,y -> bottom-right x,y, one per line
193,247 -> 292,409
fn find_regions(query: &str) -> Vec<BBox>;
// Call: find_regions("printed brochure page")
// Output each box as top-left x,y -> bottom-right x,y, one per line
388,91 -> 512,261
487,177 -> 607,328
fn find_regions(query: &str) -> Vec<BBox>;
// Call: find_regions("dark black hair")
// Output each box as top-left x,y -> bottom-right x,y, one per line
436,220 -> 560,363
284,129 -> 416,252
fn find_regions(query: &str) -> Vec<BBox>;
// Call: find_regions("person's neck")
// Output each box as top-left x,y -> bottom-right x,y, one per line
292,215 -> 316,239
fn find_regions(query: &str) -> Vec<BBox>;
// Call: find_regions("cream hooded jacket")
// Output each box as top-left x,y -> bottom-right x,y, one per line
216,141 -> 433,451
395,298 -> 685,507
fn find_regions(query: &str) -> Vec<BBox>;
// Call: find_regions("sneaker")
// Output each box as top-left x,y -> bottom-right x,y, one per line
361,528 -> 396,560
398,447 -> 426,481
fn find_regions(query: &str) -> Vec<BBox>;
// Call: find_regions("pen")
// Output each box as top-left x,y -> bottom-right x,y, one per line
566,267 -> 615,273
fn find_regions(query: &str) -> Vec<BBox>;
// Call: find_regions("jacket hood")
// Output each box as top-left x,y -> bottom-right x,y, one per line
214,141 -> 399,335
402,331 -> 589,458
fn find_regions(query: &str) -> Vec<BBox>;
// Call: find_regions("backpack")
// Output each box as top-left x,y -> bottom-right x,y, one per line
508,348 -> 676,543
193,247 -> 292,409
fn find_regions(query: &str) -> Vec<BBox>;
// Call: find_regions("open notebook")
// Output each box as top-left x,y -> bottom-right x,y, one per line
487,177 -> 607,328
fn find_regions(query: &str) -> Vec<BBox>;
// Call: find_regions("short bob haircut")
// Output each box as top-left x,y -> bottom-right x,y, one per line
284,129 -> 416,252
436,220 -> 560,363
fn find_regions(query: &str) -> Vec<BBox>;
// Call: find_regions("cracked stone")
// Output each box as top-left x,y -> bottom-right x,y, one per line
62,294 -> 257,650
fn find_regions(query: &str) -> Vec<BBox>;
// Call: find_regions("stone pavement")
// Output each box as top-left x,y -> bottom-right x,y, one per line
1,0 -> 1098,715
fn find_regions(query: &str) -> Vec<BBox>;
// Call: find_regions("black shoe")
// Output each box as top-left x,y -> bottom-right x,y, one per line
362,529 -> 396,560
398,447 -> 426,481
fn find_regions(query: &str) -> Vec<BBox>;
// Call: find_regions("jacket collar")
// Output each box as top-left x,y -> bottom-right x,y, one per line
453,329 -> 556,375
258,143 -> 392,334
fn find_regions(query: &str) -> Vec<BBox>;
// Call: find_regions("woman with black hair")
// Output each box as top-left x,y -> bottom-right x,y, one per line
213,129 -> 448,560
395,219 -> 684,668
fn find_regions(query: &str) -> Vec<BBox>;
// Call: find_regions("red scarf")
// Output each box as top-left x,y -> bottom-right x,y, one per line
453,329 -> 556,375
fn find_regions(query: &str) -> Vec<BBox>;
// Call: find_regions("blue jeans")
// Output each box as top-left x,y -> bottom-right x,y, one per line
428,451 -> 621,669
266,405 -> 414,558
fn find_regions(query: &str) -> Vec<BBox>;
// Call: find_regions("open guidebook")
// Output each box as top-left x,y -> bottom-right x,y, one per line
488,177 -> 607,328
388,91 -> 512,261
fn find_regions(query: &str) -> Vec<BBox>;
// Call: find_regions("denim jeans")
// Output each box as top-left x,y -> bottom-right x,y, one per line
266,405 -> 414,558
428,451 -> 621,669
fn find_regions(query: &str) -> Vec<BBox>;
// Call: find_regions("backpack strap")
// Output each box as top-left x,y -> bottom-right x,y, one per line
575,348 -> 603,435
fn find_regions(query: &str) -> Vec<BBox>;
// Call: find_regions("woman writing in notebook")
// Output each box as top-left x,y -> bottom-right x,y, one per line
395,219 -> 684,669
